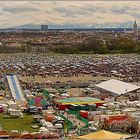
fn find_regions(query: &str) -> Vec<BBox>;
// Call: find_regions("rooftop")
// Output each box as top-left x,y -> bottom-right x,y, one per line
95,79 -> 140,95
57,97 -> 103,105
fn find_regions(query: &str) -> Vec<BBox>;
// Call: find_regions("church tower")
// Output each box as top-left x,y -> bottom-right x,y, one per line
133,20 -> 138,35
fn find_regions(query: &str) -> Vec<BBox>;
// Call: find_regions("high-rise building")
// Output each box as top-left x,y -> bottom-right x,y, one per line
133,20 -> 138,35
41,25 -> 48,31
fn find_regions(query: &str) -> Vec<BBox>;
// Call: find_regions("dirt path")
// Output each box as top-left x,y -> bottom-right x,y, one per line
19,75 -> 111,83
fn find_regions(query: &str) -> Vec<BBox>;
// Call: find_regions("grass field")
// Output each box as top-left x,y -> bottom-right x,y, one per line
0,113 -> 39,133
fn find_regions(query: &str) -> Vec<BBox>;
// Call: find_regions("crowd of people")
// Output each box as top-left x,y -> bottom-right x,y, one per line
0,53 -> 139,80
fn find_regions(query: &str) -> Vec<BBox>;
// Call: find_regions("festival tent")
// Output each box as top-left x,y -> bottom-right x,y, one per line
42,90 -> 50,97
95,79 -> 140,96
29,97 -> 47,107
78,130 -> 131,139
56,97 -> 104,110
56,97 -> 104,105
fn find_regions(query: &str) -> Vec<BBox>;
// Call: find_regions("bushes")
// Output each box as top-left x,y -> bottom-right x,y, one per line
51,37 -> 140,54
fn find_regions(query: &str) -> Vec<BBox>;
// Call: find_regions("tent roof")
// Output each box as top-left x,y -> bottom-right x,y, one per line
77,97 -> 101,102
95,79 -> 140,95
78,130 -> 131,139
58,97 -> 104,105
59,97 -> 80,103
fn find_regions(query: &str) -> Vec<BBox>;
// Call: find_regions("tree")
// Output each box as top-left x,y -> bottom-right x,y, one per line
97,44 -> 109,54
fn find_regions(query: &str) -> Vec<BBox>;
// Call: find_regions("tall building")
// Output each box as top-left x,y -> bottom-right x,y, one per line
133,20 -> 138,35
41,25 -> 48,31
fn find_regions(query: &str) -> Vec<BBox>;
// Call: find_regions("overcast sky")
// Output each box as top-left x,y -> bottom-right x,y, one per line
0,1 -> 140,28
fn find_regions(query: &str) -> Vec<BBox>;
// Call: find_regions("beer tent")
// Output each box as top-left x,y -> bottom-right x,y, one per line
78,130 -> 131,139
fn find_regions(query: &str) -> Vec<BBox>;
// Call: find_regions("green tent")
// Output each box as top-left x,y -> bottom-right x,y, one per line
41,99 -> 47,106
29,99 -> 35,106
42,90 -> 50,97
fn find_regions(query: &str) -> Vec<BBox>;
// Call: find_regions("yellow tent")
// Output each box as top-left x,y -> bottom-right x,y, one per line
0,96 -> 3,100
78,130 -> 131,140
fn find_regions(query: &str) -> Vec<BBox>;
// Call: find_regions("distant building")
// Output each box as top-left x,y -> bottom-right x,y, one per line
41,25 -> 48,31
133,20 -> 138,35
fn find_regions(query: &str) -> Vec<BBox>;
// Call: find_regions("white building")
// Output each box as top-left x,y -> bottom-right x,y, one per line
95,79 -> 140,96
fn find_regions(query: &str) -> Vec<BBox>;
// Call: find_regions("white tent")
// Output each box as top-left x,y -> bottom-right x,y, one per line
95,79 -> 140,96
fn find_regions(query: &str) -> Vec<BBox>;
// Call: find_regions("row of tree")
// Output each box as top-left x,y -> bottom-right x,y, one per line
51,37 -> 140,54
0,37 -> 140,54
0,45 -> 26,53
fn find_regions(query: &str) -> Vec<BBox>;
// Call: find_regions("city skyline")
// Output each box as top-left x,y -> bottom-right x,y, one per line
0,1 -> 140,28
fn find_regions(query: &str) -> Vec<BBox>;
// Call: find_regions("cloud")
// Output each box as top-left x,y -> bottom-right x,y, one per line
111,6 -> 129,14
0,1 -> 139,28
2,6 -> 40,13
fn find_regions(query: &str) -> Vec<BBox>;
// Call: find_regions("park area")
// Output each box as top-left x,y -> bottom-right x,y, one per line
0,113 -> 39,133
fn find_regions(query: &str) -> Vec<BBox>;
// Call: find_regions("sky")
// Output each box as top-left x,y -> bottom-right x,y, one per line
0,1 -> 140,28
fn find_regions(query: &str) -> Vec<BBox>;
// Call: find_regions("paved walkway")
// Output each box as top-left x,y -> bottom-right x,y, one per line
63,112 -> 85,132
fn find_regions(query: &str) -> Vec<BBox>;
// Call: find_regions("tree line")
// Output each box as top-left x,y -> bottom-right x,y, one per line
51,37 -> 140,54
0,37 -> 140,54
